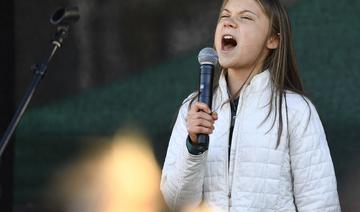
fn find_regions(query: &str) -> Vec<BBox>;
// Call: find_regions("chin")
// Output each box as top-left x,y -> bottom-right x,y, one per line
219,58 -> 238,69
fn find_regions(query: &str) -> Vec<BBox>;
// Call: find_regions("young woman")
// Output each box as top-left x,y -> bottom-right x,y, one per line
161,0 -> 341,211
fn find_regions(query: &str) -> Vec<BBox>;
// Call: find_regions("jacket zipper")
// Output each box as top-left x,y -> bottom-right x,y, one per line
226,102 -> 231,212
227,90 -> 245,212
228,192 -> 232,209
226,123 -> 230,212
228,101 -> 235,212
227,99 -> 236,212
227,156 -> 231,212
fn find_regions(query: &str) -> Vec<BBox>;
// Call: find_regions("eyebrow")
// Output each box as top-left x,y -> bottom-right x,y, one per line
223,8 -> 258,17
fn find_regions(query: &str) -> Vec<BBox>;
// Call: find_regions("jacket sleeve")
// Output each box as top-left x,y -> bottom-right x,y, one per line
160,100 -> 208,211
289,101 -> 341,212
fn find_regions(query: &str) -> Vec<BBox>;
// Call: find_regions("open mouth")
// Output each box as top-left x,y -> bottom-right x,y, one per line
222,34 -> 237,51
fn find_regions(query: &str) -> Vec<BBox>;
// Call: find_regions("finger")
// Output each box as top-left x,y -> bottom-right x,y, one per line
188,134 -> 198,143
192,118 -> 214,129
187,117 -> 214,132
187,122 -> 213,133
190,126 -> 213,135
188,111 -> 215,123
211,112 -> 218,120
191,102 -> 211,114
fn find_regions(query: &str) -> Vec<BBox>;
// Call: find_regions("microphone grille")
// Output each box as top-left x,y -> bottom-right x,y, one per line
198,47 -> 218,66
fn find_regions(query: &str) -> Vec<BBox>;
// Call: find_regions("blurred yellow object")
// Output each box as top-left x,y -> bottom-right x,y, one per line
52,133 -> 162,212
182,203 -> 217,212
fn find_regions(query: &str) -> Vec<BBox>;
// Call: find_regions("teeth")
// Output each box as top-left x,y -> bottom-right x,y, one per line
223,35 -> 233,40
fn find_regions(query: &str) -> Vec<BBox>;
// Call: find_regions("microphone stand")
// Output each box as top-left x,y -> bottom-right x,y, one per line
0,7 -> 80,157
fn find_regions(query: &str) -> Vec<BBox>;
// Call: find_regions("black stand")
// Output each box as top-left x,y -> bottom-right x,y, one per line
0,6 -> 79,157
0,27 -> 67,157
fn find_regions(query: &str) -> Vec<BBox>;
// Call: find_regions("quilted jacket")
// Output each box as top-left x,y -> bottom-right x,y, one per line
161,70 -> 341,212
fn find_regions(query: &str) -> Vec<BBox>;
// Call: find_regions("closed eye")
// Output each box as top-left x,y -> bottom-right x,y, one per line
220,15 -> 230,19
241,16 -> 253,21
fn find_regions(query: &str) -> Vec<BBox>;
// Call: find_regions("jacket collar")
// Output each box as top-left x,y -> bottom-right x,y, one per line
218,69 -> 271,100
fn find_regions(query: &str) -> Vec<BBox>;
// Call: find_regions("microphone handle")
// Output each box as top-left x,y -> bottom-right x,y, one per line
197,64 -> 214,147
197,134 -> 209,146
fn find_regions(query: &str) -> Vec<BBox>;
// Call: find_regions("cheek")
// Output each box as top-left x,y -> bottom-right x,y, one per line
241,27 -> 267,51
214,25 -> 222,50
240,27 -> 257,43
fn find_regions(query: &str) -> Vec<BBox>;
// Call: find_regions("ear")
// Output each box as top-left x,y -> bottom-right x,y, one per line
266,33 -> 279,50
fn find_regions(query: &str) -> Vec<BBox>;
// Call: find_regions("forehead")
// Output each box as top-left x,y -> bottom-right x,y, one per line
223,0 -> 263,15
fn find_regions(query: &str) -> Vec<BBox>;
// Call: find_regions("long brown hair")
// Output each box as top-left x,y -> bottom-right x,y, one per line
187,0 -> 311,147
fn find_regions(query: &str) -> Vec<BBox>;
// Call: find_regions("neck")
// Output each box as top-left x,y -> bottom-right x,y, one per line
226,65 -> 263,97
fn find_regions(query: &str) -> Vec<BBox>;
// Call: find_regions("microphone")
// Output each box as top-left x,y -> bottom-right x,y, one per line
49,6 -> 80,48
197,47 -> 218,147
50,6 -> 80,26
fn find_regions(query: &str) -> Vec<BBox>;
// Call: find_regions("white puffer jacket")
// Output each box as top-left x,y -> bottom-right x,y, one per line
161,70 -> 341,212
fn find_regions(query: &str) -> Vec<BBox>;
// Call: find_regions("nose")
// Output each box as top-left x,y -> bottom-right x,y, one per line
223,17 -> 237,28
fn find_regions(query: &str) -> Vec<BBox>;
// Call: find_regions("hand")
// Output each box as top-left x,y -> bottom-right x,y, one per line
186,102 -> 218,143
